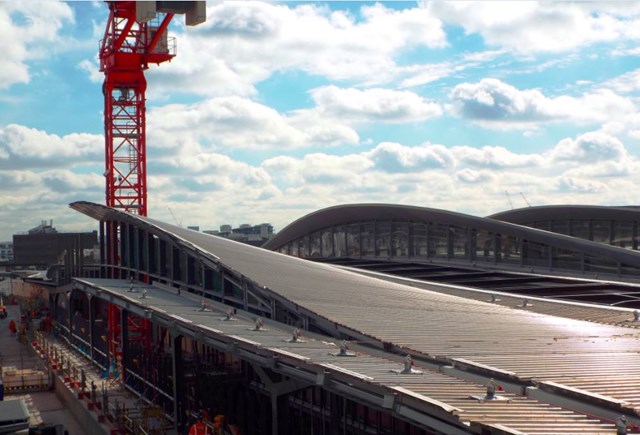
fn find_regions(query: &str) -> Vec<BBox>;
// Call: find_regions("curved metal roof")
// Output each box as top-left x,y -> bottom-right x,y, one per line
262,203 -> 640,267
75,276 -> 617,435
489,204 -> 640,223
70,201 -> 640,430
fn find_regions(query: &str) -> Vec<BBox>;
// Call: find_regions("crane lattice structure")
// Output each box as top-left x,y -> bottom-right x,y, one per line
100,1 -> 205,216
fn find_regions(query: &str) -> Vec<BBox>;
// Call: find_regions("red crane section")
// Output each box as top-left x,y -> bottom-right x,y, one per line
99,1 -> 205,383
100,1 -> 205,216
100,1 -> 175,216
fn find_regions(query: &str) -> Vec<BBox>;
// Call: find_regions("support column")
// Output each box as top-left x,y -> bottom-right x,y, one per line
88,294 -> 95,363
99,220 -> 105,278
271,396 -> 279,435
243,280 -> 248,311
172,333 -> 184,431
68,290 -> 74,344
121,309 -> 129,385
251,364 -> 307,435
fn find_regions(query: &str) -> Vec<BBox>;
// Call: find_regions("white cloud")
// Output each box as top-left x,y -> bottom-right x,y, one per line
400,62 -> 460,88
556,177 -> 608,194
147,87 -> 443,153
0,168 -> 103,240
146,1 -> 447,96
455,168 -> 496,184
449,78 -> 636,129
400,50 -> 506,88
606,69 -> 640,94
0,170 -> 40,189
550,131 -> 627,163
0,2 -> 74,88
308,86 -> 442,123
450,79 -> 554,125
264,153 -> 373,186
425,1 -> 636,53
77,59 -> 102,84
3,121 -> 640,241
563,160 -> 636,179
147,96 -> 359,151
366,142 -> 455,173
0,124 -> 103,169
452,145 -> 545,169
41,170 -> 103,193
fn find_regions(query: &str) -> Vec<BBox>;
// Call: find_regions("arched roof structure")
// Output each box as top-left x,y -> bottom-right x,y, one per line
262,203 -> 640,281
489,204 -> 640,223
490,204 -> 640,249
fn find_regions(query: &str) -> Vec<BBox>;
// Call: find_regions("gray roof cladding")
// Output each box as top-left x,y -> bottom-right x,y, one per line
489,204 -> 640,224
71,201 -> 640,413
75,277 -> 618,434
260,203 -> 640,267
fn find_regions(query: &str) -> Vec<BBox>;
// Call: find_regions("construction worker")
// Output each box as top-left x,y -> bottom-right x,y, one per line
213,415 -> 231,435
188,412 -> 210,435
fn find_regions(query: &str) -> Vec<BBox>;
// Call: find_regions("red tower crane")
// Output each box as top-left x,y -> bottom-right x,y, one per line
100,1 -> 205,216
99,0 -> 205,387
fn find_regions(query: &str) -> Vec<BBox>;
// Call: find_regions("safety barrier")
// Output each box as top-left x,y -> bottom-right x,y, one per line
31,331 -> 173,434
2,367 -> 50,392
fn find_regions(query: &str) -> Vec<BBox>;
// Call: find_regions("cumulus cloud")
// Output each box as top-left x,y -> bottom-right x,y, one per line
449,78 -> 636,129
147,87 -> 443,153
0,168 -> 103,240
556,177 -> 608,193
0,171 -> 40,189
450,79 -> 554,125
309,86 -> 442,123
263,153 -> 372,186
366,142 -> 455,173
3,123 -> 639,240
147,96 -> 359,151
144,1 -> 447,96
0,2 -> 74,88
425,1 -> 637,53
41,170 -> 103,193
452,145 -> 545,169
0,124 -> 102,169
455,168 -> 496,184
550,131 -> 627,162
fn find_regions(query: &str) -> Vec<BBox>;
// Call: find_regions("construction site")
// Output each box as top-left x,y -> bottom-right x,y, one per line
4,2 -> 640,435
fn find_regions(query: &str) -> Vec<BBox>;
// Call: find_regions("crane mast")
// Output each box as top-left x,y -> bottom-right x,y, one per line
98,1 -> 205,395
100,1 -> 205,216
100,1 -> 173,216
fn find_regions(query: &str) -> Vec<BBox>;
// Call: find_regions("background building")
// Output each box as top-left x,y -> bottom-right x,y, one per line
12,221 -> 98,284
203,223 -> 274,246
0,241 -> 12,262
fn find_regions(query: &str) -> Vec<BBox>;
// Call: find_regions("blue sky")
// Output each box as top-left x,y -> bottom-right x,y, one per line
1,1 -> 640,241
